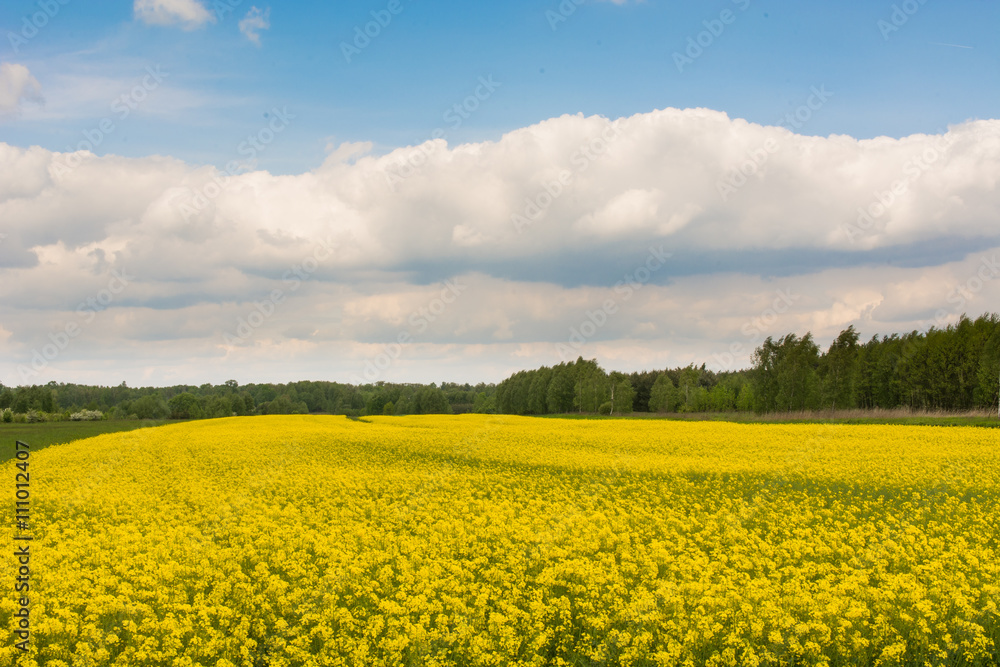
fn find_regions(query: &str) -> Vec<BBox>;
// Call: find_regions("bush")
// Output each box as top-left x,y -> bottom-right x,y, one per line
70,410 -> 105,421
598,402 -> 613,415
1,408 -> 11,423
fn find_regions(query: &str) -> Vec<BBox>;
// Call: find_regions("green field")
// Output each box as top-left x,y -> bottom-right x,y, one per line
0,419 -> 172,462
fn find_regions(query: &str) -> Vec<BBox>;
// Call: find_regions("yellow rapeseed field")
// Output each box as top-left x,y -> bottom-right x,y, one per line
3,415 -> 1000,666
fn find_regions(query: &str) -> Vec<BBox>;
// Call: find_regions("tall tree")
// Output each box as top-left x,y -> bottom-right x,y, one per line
573,358 -> 608,413
821,326 -> 860,410
547,363 -> 576,414
608,372 -> 635,415
648,373 -> 678,413
676,365 -> 701,413
977,324 -> 1000,414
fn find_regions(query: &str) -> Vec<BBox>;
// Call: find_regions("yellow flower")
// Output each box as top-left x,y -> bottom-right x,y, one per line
1,415 -> 997,666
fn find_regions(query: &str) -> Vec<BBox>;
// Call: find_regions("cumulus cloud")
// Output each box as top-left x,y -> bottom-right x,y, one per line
134,0 -> 215,30
2,106 -> 1000,384
0,63 -> 43,120
239,7 -> 271,46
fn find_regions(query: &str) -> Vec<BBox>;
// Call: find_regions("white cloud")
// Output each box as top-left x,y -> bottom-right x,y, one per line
239,7 -> 271,46
134,0 -> 215,30
2,106 -> 1000,384
0,63 -> 43,120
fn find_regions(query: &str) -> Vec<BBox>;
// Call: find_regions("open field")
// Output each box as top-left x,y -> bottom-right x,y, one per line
3,415 -> 999,666
0,420 -> 173,463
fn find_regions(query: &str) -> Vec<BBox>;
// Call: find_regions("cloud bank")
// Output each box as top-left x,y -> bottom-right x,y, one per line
2,107 -> 999,386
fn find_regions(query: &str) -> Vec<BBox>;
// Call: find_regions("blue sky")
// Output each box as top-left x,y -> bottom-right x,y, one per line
3,0 -> 997,174
1,0 -> 999,386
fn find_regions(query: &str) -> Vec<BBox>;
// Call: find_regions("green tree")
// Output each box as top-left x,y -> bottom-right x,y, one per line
676,365 -> 701,412
472,392 -> 496,414
232,393 -> 255,416
413,385 -> 452,414
11,392 -> 28,414
546,364 -> 576,413
736,383 -> 754,412
648,373 -> 678,413
821,326 -> 860,410
528,367 -> 553,415
205,395 -> 233,418
260,395 -> 308,415
608,372 -> 635,415
628,370 -> 659,412
168,392 -> 203,419
751,334 -> 821,412
132,394 -> 170,420
708,383 -> 736,411
977,325 -> 1000,414
573,359 -> 608,413
774,333 -> 821,411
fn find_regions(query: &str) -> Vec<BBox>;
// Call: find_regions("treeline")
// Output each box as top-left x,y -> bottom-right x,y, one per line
496,358 -> 748,415
0,379 -> 498,422
755,314 -> 1000,412
495,313 -> 1000,415
3,313 -> 998,423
